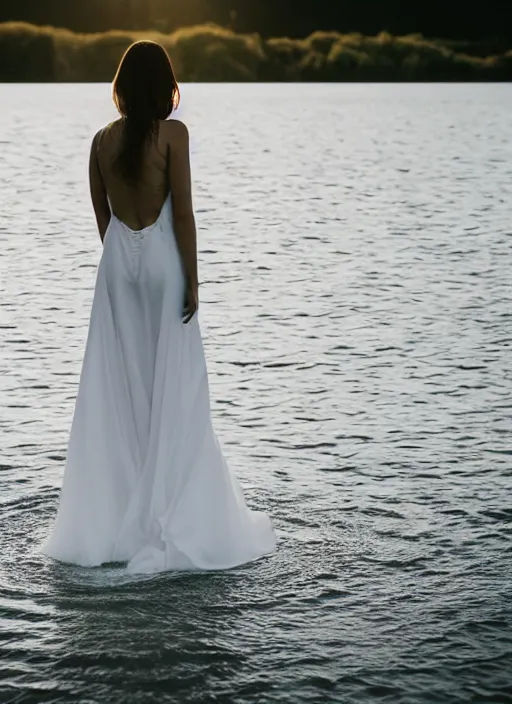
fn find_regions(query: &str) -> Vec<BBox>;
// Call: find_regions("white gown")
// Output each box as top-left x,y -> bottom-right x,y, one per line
42,195 -> 276,573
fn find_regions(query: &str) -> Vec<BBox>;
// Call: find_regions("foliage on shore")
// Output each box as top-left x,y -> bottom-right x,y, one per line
0,21 -> 511,82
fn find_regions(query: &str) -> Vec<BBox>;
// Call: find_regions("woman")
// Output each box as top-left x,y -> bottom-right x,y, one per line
41,41 -> 276,573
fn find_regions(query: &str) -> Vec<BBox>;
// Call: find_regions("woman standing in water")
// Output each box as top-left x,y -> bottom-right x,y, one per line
42,41 -> 276,573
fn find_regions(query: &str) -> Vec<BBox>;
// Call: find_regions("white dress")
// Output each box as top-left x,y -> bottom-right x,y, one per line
41,195 -> 276,573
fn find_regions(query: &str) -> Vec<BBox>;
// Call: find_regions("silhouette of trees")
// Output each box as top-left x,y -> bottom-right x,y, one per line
1,22 -> 511,82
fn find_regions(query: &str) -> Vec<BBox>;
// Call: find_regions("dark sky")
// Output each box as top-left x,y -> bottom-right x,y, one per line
0,0 -> 508,43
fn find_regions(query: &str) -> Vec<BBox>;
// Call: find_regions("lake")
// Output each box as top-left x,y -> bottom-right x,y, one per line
1,83 -> 511,703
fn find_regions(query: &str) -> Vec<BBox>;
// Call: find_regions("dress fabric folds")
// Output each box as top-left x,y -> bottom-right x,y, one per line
42,195 -> 276,573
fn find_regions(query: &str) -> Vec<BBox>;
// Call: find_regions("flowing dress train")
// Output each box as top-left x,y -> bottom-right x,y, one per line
42,195 -> 276,573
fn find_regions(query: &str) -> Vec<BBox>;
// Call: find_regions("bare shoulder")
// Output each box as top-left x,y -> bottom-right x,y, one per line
159,119 -> 189,147
92,120 -> 121,147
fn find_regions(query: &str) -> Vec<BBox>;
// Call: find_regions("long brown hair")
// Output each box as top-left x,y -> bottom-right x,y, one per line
112,41 -> 180,185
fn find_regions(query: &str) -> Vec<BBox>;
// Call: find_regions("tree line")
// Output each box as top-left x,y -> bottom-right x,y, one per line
1,22 -> 511,83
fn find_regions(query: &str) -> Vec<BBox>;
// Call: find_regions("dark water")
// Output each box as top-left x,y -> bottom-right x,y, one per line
1,83 -> 511,703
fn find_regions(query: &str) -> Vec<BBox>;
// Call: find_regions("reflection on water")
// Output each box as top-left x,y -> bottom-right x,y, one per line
1,83 -> 511,703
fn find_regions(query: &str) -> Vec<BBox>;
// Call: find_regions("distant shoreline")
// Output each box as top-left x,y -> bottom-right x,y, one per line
1,21 -> 511,83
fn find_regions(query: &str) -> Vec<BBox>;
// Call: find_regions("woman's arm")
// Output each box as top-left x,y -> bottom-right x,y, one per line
167,120 -> 199,322
89,131 -> 111,243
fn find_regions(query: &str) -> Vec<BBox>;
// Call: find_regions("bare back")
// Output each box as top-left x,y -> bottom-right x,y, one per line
93,119 -> 185,231
89,115 -> 197,297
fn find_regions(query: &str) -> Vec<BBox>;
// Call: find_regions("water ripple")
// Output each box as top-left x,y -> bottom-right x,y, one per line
0,83 -> 511,703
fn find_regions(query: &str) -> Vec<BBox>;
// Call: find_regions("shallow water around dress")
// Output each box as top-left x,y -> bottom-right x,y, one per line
1,83 -> 511,703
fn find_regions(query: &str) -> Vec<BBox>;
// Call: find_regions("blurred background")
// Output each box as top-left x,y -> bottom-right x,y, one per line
0,0 -> 511,81
0,0 -> 509,39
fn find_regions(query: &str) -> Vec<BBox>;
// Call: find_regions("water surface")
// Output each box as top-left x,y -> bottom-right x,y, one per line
1,83 -> 511,703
